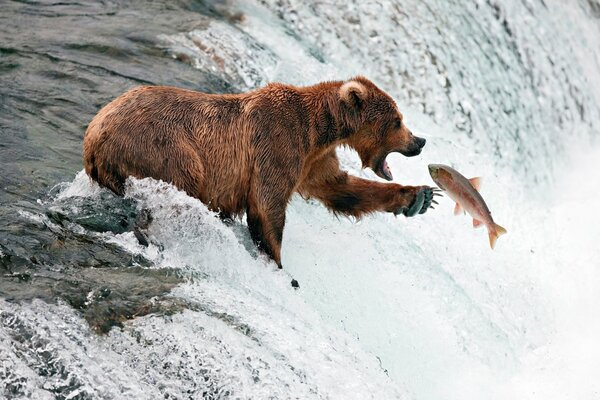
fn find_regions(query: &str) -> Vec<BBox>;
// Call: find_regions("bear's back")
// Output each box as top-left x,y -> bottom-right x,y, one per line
83,86 -> 255,214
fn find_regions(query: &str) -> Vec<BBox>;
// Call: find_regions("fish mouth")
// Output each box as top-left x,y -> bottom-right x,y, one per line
428,164 -> 440,177
374,153 -> 393,181
428,164 -> 446,190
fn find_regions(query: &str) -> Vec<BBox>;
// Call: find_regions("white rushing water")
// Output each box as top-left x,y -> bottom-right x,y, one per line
3,0 -> 600,399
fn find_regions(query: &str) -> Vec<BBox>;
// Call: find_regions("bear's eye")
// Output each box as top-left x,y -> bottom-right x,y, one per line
394,119 -> 402,129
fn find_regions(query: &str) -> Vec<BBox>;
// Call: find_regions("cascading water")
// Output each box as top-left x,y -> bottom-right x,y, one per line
1,1 -> 599,399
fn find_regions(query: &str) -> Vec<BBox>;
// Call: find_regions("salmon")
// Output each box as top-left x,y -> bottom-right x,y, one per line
428,164 -> 507,249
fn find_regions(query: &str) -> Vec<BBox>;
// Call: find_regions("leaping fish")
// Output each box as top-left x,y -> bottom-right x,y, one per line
428,164 -> 507,249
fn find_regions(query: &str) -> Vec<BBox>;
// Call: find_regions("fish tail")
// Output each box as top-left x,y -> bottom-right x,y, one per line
488,223 -> 507,250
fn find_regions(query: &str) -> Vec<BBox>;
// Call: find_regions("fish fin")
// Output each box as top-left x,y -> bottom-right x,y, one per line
488,223 -> 507,249
453,203 -> 463,216
469,177 -> 482,191
473,219 -> 484,229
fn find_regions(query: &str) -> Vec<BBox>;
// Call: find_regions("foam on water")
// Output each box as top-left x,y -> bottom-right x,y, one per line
7,143 -> 597,399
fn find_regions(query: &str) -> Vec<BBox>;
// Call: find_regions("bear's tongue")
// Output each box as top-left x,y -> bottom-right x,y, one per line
382,159 -> 393,180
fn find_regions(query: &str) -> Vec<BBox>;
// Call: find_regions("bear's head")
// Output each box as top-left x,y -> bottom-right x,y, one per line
339,77 -> 426,181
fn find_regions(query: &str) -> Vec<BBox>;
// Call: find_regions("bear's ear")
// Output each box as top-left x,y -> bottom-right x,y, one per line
339,80 -> 367,110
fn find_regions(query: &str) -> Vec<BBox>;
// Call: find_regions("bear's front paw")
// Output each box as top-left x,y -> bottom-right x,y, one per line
394,186 -> 441,217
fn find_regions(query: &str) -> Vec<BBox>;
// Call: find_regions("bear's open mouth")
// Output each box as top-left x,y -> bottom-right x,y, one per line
375,154 -> 393,181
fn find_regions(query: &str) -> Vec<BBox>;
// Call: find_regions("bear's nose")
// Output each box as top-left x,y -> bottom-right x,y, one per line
415,137 -> 426,148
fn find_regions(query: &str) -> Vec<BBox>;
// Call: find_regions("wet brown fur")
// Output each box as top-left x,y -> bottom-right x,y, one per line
83,77 -> 428,268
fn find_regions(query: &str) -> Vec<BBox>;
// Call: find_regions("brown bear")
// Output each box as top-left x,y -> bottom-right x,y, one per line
83,76 -> 435,268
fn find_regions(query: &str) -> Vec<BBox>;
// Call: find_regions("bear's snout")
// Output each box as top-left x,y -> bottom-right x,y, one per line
400,135 -> 426,157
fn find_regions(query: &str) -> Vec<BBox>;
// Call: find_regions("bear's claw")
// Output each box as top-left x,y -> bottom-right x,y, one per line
419,186 -> 435,214
394,186 -> 437,217
407,190 -> 425,216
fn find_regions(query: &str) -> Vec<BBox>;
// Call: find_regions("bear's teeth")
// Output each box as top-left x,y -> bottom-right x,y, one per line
383,160 -> 393,180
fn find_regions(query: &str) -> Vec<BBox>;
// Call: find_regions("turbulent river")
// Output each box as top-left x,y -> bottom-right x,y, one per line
1,1 -> 600,399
